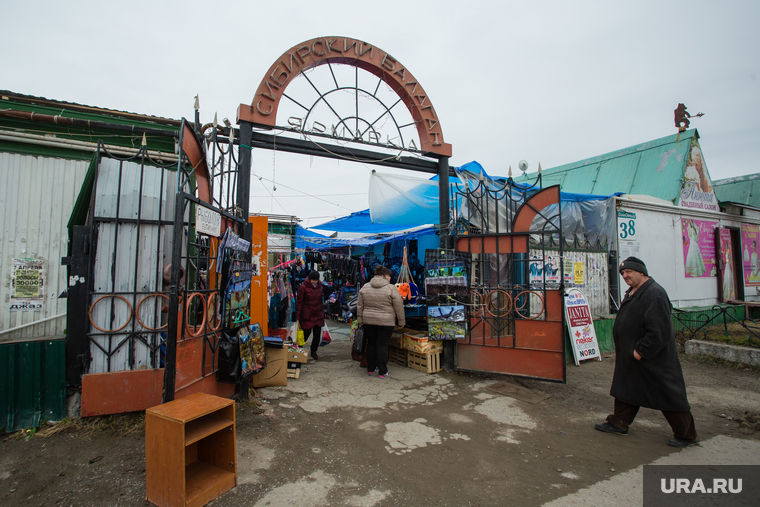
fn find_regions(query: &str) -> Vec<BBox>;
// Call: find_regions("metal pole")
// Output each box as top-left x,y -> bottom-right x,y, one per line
237,121 -> 253,240
438,156 -> 450,248
234,121 -> 253,401
438,155 -> 456,371
163,194 -> 185,403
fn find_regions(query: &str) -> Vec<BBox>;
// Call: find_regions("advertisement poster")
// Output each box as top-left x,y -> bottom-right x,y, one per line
681,218 -> 717,278
10,258 -> 45,312
528,253 -> 573,286
717,228 -> 737,302
573,262 -> 584,286
564,288 -> 601,365
679,139 -> 719,212
741,224 -> 760,288
427,305 -> 466,340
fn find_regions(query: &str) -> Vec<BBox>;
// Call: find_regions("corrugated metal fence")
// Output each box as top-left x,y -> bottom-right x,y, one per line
0,338 -> 66,432
0,152 -> 89,340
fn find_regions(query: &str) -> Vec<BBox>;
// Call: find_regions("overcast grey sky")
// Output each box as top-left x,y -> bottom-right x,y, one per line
3,0 -> 758,227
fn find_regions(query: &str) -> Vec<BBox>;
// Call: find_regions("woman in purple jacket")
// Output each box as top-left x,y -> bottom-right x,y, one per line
296,271 -> 326,360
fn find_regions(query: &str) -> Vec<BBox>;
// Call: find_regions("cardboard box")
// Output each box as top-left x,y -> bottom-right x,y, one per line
287,350 -> 308,364
252,346 -> 288,387
403,332 -> 443,354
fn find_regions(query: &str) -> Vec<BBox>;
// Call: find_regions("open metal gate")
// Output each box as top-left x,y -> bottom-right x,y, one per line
67,119 -> 249,415
453,177 -> 566,382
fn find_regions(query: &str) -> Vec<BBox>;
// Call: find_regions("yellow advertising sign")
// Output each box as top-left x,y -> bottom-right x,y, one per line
14,268 -> 40,297
573,262 -> 584,285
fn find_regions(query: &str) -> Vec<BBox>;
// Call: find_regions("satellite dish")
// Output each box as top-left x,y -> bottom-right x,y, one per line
518,160 -> 529,173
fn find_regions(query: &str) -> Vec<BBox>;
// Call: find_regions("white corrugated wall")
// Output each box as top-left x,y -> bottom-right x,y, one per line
88,157 -> 177,373
0,152 -> 89,341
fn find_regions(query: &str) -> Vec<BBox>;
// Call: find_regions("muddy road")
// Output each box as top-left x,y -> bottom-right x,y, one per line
2,321 -> 759,507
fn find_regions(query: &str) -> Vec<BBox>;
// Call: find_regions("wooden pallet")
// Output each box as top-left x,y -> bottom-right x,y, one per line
407,350 -> 442,374
388,346 -> 408,366
287,368 -> 300,379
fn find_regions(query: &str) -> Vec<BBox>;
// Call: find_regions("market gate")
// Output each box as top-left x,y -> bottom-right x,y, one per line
66,119 -> 250,415
237,36 -> 566,382
453,180 -> 565,382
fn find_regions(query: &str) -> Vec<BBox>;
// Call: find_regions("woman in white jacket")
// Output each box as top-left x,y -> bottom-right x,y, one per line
357,266 -> 406,378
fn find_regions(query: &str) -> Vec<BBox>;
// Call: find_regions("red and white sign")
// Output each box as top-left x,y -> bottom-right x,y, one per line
564,288 -> 601,365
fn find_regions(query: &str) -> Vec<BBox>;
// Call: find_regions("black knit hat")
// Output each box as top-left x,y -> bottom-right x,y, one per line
619,257 -> 648,276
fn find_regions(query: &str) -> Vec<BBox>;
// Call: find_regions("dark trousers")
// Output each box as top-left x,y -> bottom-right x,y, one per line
364,324 -> 393,375
302,326 -> 322,355
607,398 -> 698,442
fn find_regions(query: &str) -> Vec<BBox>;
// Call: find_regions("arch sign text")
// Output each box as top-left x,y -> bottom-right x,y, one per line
237,36 -> 452,157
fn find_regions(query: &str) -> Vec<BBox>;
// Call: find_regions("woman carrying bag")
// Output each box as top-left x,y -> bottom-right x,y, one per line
357,266 -> 405,378
296,270 -> 325,360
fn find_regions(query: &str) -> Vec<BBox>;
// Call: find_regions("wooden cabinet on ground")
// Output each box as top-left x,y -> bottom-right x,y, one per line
145,392 -> 236,507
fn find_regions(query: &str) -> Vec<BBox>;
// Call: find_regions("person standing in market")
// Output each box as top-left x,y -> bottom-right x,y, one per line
595,257 -> 698,447
296,270 -> 325,361
357,265 -> 405,378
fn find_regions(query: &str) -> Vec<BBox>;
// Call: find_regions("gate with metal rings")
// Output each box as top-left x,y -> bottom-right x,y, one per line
452,173 -> 566,382
67,117 -> 250,415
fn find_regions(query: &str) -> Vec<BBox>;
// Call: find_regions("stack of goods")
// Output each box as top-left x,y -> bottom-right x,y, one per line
388,328 -> 443,374
286,343 -> 308,378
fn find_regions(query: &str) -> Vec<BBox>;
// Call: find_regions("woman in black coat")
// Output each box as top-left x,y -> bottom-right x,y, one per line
595,257 -> 698,447
296,271 -> 325,360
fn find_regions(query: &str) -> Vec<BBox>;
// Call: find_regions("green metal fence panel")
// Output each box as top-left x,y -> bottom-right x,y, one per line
671,305 -> 745,335
0,339 -> 66,433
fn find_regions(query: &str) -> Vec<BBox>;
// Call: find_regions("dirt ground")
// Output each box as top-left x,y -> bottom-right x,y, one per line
2,321 -> 760,507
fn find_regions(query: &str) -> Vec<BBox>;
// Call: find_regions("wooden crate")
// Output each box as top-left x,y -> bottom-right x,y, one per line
407,350 -> 442,374
388,346 -> 408,366
287,368 -> 300,379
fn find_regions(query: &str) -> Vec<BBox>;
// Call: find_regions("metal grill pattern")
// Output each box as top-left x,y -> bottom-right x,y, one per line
453,176 -> 562,348
86,148 -> 176,373
165,122 -> 249,389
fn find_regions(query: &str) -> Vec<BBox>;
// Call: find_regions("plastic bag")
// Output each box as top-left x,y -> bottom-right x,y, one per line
352,325 -> 364,353
216,330 -> 241,384
351,325 -> 365,363
320,323 -> 332,346
296,322 -> 305,347
286,322 -> 297,342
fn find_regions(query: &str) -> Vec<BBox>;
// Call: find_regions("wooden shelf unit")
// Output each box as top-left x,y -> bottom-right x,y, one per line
145,393 -> 236,507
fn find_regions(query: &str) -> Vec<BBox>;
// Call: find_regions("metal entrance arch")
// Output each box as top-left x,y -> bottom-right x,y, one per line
235,35 -> 454,240
231,36 -> 565,381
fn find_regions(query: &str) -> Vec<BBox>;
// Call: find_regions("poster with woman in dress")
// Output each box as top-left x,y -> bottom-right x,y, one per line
740,224 -> 760,288
681,218 -> 717,278
718,229 -> 736,302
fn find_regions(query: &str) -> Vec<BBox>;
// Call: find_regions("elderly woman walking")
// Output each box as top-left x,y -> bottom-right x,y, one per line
357,266 -> 405,378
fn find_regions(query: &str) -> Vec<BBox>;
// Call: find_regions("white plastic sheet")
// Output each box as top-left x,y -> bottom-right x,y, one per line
368,170 -> 440,225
